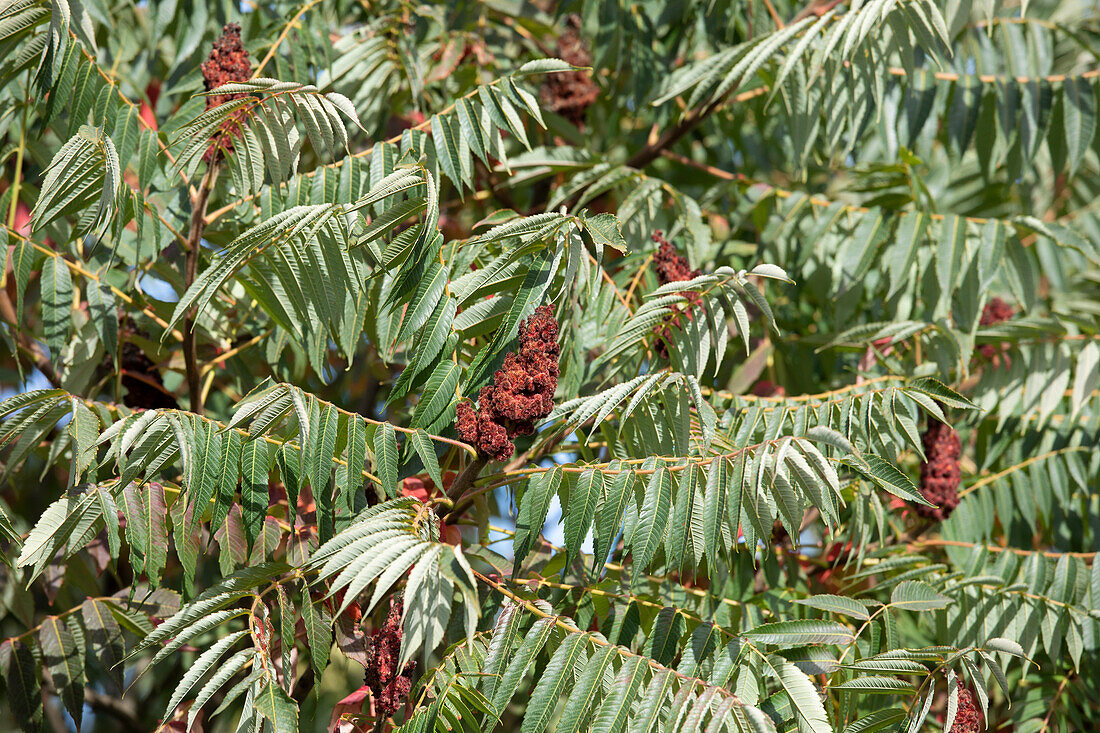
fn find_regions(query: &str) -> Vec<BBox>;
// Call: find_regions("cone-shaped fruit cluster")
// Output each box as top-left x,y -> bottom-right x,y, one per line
201,23 -> 252,163
456,306 -> 560,461
949,687 -> 984,733
364,597 -> 415,718
915,418 -> 961,522
651,231 -> 703,358
978,296 -> 1014,362
540,15 -> 600,128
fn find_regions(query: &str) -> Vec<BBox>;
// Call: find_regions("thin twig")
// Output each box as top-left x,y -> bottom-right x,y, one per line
84,688 -> 144,733
253,0 -> 324,78
761,0 -> 785,28
910,539 -> 1096,564
957,447 -> 1089,499
626,87 -> 767,170
1038,676 -> 1071,733
623,253 -> 654,304
5,227 -> 183,340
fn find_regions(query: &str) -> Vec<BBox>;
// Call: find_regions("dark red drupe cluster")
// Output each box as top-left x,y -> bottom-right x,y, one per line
980,297 -> 1014,327
539,15 -> 600,128
977,296 -> 1015,362
653,231 -> 701,285
364,597 -> 415,718
949,687 -> 984,733
915,418 -> 961,522
651,231 -> 703,358
456,306 -> 560,461
201,23 -> 252,163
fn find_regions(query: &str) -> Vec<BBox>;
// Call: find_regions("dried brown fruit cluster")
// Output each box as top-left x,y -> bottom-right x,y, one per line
977,296 -> 1014,362
949,687 -> 984,733
103,318 -> 179,410
363,597 -> 415,718
120,342 -> 178,410
651,231 -> 703,358
456,306 -> 560,461
539,15 -> 600,128
201,23 -> 252,163
915,418 -> 961,522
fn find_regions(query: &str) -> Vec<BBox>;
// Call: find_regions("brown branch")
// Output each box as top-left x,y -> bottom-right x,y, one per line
792,0 -> 843,23
253,0 -> 324,78
626,101 -> 717,170
42,694 -> 68,733
761,0 -> 785,28
84,688 -> 144,733
659,149 -> 745,181
443,454 -> 489,516
182,166 -> 218,415
626,87 -> 767,170
1038,675 -> 1072,733
0,285 -> 61,388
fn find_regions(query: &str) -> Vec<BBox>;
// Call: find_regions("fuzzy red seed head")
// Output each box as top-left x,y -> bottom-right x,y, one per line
915,418 -> 962,522
751,380 -> 786,398
652,231 -> 701,285
539,15 -> 600,128
979,297 -> 1014,327
949,687 -> 984,733
650,233 -> 704,357
201,23 -> 252,163
363,597 -> 416,718
978,297 -> 1015,363
456,306 -> 560,460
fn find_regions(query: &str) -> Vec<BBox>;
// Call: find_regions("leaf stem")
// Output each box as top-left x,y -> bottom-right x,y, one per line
252,0 -> 324,78
5,68 -> 30,232
472,570 -> 750,703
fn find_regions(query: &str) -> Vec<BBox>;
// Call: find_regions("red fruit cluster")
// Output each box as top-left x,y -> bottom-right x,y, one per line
364,597 -> 415,719
651,231 -> 703,358
751,380 -> 786,398
653,232 -> 701,285
539,15 -> 600,128
456,306 -> 560,461
201,23 -> 252,163
915,418 -> 961,522
949,687 -> 984,733
978,296 -> 1014,362
980,297 -> 1014,327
